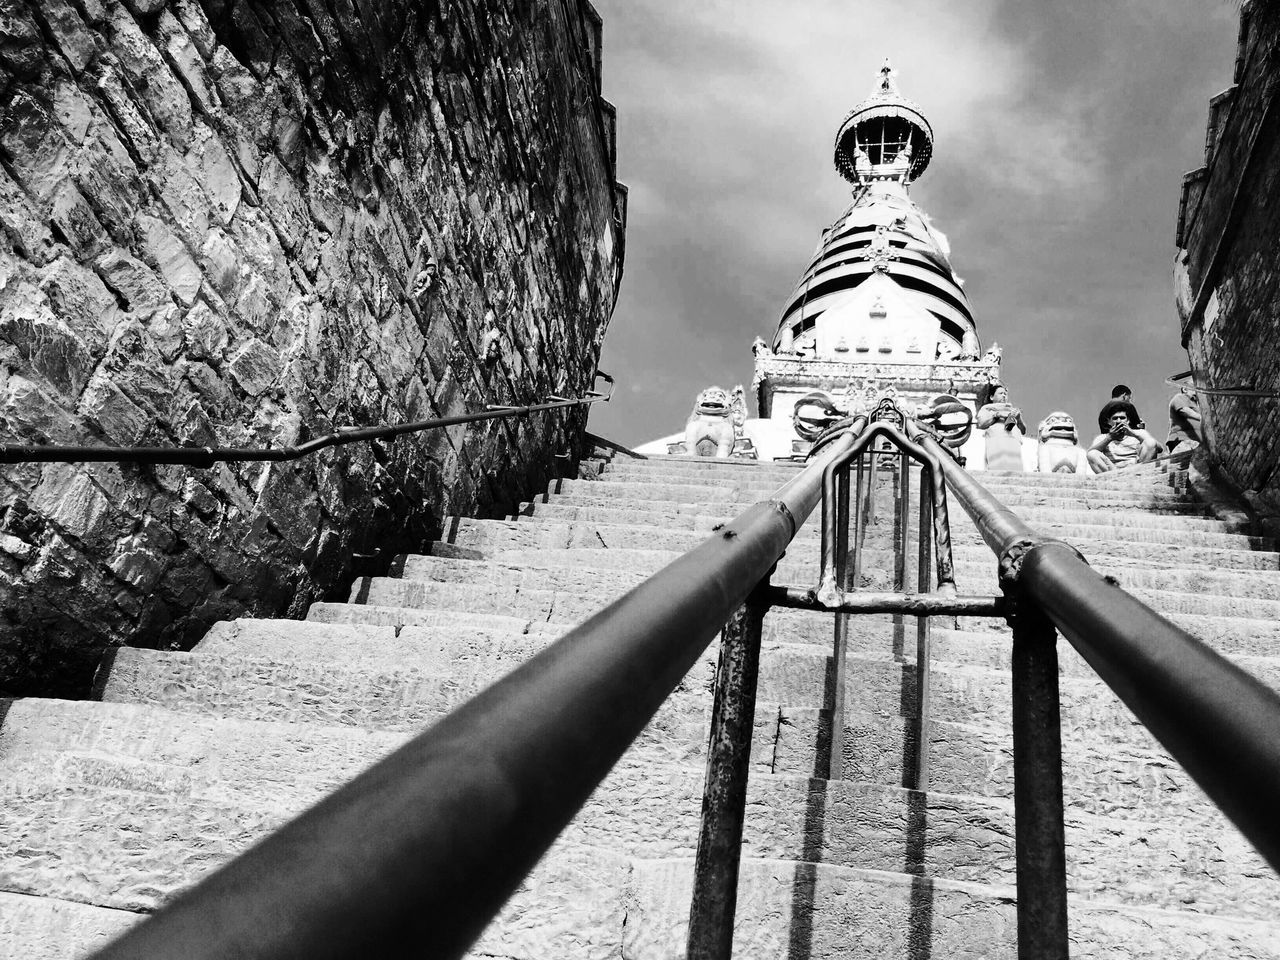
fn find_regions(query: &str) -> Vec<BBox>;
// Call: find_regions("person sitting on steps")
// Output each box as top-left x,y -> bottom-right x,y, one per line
1097,384 -> 1146,434
1087,401 -> 1159,473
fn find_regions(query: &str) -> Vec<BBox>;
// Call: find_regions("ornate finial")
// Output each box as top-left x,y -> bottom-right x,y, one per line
877,58 -> 899,96
835,59 -> 933,184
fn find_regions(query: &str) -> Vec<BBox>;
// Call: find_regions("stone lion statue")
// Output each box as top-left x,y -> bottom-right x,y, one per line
685,385 -> 746,457
1037,411 -> 1087,474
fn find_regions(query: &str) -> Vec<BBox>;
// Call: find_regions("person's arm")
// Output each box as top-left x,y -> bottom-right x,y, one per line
976,402 -> 1010,429
1087,432 -> 1111,455
1185,411 -> 1203,441
1131,426 -> 1157,446
1179,400 -> 1203,440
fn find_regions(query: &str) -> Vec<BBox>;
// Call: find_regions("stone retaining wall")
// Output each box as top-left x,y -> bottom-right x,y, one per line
1176,0 -> 1280,521
0,0 -> 624,694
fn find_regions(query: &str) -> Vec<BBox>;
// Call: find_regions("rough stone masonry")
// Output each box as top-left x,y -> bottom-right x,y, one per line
0,0 -> 625,695
1176,0 -> 1280,526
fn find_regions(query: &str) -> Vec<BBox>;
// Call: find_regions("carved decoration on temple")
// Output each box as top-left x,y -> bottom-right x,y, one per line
877,58 -> 898,95
751,336 -> 770,358
864,225 -> 899,273
958,330 -> 980,361
842,382 -> 869,419
684,385 -> 747,457
983,340 -> 1003,365
867,386 -> 903,427
1037,412 -> 1087,474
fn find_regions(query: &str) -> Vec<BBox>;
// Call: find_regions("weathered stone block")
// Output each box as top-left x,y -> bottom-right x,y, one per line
94,248 -> 168,310
30,465 -> 111,541
138,214 -> 201,305
225,337 -> 280,397
79,374 -> 148,444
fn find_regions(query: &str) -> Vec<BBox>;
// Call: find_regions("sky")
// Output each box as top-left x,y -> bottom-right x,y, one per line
586,0 -> 1243,447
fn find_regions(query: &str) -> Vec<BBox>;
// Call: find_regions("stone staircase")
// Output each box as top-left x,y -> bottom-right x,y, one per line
3,452 -> 1280,958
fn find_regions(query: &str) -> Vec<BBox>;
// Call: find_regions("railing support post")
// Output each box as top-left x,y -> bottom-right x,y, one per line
688,592 -> 769,960
1010,600 -> 1069,960
828,468 -> 851,781
914,474 -> 932,791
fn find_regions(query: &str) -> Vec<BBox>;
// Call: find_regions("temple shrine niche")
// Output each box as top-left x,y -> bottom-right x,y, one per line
639,61 -> 1022,468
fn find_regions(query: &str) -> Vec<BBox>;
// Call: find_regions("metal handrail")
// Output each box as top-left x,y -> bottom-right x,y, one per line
914,426 -> 1280,872
87,429 -> 858,960
0,373 -> 614,465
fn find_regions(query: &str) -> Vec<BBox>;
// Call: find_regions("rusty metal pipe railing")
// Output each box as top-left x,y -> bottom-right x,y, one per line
1022,543 -> 1280,870
0,374 -> 614,466
90,429 -> 858,960
915,429 -> 1280,872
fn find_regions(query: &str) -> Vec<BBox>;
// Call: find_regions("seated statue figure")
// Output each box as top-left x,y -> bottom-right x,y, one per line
685,385 -> 746,457
976,383 -> 1026,471
1087,401 -> 1158,473
1037,412 -> 1088,473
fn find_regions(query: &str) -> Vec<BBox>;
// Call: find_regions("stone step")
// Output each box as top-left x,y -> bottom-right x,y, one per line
593,465 -> 1192,499
605,457 -> 1189,488
443,539 -> 1280,575
98,626 -> 1280,827
623,855 -> 1279,959
0,893 -> 137,960
525,497 -> 1235,534
597,471 -> 1193,502
775,702 -> 1232,827
197,618 -> 557,668
0,715 -> 630,959
303,589 -> 1280,664
1,700 -> 1272,922
397,553 -> 1280,611
96,648 -> 712,764
210,608 -> 1280,709
554,478 -> 1199,511
551,508 -> 1264,552
82,634 -> 1249,839
448,516 -> 1269,560
417,535 -> 1280,624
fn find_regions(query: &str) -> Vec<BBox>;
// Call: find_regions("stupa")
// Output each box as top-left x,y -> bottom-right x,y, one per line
641,61 -> 1006,465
